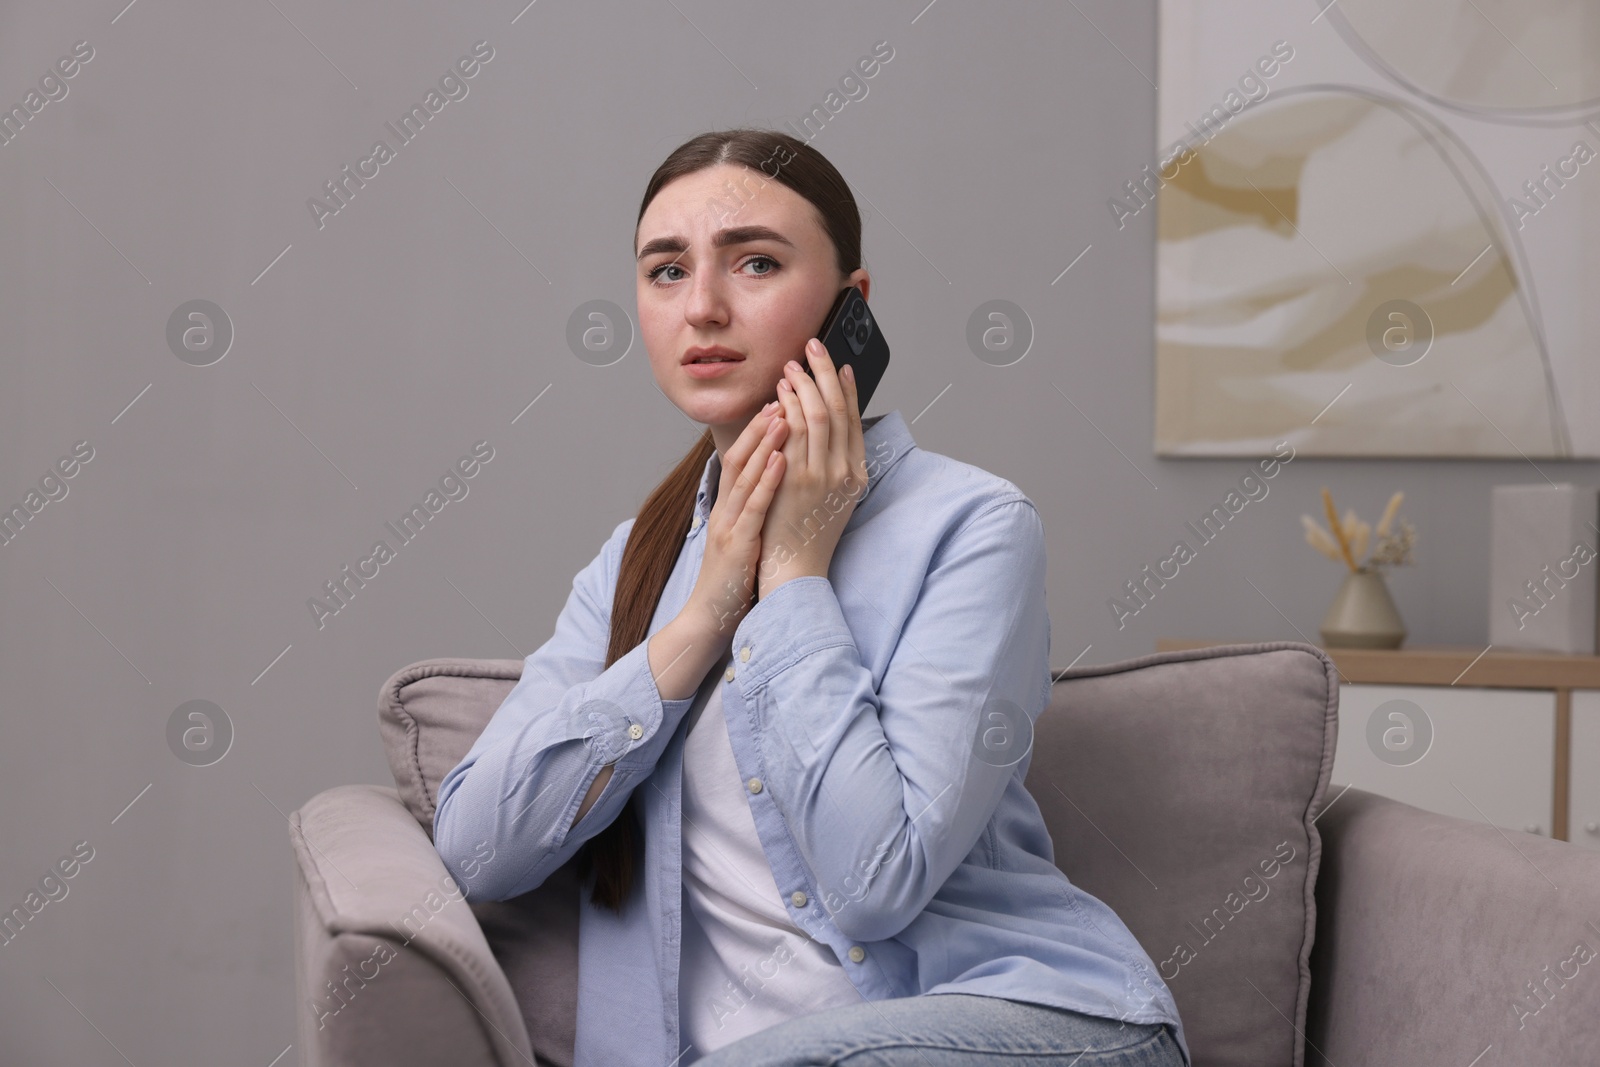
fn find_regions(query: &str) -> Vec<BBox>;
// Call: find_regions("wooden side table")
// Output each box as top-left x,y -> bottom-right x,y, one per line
1156,639 -> 1600,841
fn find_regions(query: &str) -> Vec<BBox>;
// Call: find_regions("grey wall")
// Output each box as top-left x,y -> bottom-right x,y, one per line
1,1 -> 1592,1063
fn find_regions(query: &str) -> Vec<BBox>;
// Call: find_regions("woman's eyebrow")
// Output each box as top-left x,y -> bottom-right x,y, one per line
636,225 -> 796,261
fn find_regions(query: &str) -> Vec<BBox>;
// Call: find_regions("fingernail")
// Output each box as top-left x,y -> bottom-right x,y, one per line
842,364 -> 854,383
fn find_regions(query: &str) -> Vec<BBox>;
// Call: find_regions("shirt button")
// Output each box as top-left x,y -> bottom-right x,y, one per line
740,646 -> 751,662
724,666 -> 736,682
847,945 -> 866,963
691,515 -> 702,530
790,890 -> 808,908
747,777 -> 763,794
627,723 -> 644,740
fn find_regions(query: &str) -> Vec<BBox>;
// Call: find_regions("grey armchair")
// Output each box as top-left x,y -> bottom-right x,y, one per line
290,641 -> 1600,1066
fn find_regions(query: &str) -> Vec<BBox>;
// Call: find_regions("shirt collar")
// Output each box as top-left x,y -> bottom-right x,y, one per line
692,409 -> 915,530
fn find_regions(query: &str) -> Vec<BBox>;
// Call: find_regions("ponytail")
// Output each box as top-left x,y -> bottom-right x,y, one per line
573,430 -> 715,913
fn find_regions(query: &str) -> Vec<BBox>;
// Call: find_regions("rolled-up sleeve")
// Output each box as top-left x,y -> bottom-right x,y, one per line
728,496 -> 1052,943
433,517 -> 699,902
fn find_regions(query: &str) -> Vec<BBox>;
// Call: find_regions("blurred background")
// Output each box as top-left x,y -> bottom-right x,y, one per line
2,1 -> 1594,1063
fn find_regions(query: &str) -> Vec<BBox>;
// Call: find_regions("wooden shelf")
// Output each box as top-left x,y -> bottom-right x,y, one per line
1154,639 -> 1600,689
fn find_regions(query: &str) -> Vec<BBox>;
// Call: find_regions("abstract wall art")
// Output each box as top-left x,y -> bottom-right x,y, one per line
1151,1 -> 1599,457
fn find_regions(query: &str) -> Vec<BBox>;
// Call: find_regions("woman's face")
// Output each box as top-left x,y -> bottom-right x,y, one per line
636,162 -> 869,450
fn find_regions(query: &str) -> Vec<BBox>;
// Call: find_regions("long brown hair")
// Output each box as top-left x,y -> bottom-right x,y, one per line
572,128 -> 864,914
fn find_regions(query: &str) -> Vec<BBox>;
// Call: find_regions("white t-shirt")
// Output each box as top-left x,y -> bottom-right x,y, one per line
677,651 -> 865,1058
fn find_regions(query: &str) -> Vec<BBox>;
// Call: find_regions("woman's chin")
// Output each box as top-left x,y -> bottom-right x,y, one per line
680,390 -> 764,427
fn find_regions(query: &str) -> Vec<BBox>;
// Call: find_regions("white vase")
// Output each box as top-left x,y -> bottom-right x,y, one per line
1319,567 -> 1406,649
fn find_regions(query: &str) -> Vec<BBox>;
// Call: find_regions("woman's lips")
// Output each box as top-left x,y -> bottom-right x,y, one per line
683,358 -> 744,379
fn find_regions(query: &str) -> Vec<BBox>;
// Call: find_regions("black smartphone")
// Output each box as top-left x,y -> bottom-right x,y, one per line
808,285 -> 890,416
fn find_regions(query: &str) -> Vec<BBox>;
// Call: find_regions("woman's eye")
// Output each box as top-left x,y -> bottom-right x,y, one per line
647,263 -> 685,284
743,255 -> 778,276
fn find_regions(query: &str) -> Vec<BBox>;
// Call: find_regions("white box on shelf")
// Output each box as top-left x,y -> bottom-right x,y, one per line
1488,483 -> 1598,654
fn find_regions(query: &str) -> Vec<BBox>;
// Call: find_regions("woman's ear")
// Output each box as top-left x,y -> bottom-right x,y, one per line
846,268 -> 871,304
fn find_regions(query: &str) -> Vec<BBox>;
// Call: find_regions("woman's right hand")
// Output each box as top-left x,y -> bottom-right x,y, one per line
686,401 -> 790,643
647,401 -> 789,702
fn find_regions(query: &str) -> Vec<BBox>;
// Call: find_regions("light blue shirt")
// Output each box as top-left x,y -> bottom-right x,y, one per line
433,409 -> 1191,1067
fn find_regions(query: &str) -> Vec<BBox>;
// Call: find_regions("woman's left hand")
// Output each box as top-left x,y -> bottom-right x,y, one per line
758,338 -> 868,599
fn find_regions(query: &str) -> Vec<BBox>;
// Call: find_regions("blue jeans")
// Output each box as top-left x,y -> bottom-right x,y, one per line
690,993 -> 1184,1066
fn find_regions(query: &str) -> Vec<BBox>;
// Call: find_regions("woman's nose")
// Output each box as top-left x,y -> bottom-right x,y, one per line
684,272 -> 730,326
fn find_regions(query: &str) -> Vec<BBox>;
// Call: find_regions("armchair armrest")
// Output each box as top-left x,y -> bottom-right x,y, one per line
291,784 -> 535,1067
1308,787 -> 1600,1067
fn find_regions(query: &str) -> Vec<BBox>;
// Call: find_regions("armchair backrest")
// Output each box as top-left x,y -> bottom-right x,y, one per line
1026,641 -> 1338,1067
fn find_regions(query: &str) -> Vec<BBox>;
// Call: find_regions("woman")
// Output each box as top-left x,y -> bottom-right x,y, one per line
433,128 -> 1189,1067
